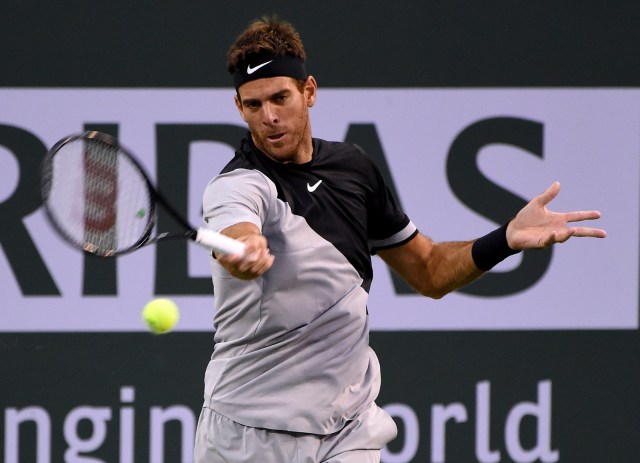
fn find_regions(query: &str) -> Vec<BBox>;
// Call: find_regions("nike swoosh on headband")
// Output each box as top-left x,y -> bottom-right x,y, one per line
247,60 -> 274,74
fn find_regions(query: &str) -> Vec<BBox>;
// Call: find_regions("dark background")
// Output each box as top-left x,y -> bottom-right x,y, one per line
1,1 -> 639,88
3,331 -> 640,461
2,1 -> 639,462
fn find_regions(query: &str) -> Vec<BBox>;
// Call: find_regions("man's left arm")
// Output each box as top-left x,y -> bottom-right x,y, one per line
378,181 -> 606,299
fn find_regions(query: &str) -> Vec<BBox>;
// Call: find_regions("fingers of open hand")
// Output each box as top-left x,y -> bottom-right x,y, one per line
566,226 -> 607,239
537,181 -> 561,206
543,229 -> 574,246
561,211 -> 606,238
541,225 -> 606,247
564,210 -> 602,223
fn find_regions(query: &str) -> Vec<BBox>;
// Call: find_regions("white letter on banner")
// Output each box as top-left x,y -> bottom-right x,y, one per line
476,381 -> 500,462
505,380 -> 559,463
431,402 -> 468,463
150,405 -> 196,463
64,406 -> 112,463
5,407 -> 51,463
119,386 -> 135,463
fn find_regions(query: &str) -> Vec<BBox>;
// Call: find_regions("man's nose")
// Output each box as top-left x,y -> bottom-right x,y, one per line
262,103 -> 279,124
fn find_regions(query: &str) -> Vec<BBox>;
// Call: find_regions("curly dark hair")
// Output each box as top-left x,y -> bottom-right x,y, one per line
227,15 -> 306,74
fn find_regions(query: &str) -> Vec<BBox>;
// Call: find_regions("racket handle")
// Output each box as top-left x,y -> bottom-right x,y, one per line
195,228 -> 246,257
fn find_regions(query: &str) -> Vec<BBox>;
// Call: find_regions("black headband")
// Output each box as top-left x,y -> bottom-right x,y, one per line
232,51 -> 308,90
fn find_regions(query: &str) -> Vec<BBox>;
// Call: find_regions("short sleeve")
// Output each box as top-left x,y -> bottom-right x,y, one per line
363,156 -> 418,253
202,168 -> 272,233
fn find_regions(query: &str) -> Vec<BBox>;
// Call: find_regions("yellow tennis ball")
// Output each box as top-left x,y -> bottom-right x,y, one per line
142,298 -> 179,334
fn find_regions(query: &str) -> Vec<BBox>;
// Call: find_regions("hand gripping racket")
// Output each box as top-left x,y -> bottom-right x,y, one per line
40,131 -> 245,258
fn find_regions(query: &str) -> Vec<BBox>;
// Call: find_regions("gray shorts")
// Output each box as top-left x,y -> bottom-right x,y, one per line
193,403 -> 397,463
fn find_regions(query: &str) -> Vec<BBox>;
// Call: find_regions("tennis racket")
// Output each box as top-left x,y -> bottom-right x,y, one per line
39,130 -> 245,258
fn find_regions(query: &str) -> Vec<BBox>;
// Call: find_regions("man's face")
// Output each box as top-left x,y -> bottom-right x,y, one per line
235,76 -> 317,164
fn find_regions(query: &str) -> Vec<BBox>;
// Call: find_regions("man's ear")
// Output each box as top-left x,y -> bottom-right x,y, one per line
305,76 -> 318,107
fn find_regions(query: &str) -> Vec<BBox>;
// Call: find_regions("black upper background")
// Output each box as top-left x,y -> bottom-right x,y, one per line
2,0 -> 639,88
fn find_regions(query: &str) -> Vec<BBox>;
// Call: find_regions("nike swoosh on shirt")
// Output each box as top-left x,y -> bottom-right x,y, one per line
247,60 -> 273,74
307,180 -> 323,192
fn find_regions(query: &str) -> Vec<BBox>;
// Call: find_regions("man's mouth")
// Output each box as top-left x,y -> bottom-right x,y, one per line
267,133 -> 285,142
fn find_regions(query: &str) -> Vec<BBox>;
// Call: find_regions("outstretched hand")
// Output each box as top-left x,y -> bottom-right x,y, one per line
506,181 -> 607,250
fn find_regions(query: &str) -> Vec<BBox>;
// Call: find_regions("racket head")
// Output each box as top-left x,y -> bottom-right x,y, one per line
40,131 -> 157,257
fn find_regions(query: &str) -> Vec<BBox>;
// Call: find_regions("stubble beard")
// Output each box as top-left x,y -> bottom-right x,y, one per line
256,108 -> 312,165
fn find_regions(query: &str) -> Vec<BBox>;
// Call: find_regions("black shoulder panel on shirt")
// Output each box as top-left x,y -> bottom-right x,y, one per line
219,136 -> 410,291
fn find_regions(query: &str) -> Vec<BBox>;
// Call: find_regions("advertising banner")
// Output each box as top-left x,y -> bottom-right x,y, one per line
1,89 -> 636,332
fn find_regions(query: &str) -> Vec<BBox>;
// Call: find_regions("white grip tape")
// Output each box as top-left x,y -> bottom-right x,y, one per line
195,228 -> 246,257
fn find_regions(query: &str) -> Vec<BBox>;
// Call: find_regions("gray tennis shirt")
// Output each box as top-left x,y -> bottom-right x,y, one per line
201,136 -> 417,435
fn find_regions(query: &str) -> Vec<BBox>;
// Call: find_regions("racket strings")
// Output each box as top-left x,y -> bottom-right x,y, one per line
43,137 -> 154,256
83,141 -> 119,253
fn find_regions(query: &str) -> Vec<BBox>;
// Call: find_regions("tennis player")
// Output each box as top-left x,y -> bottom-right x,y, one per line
194,16 -> 606,463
